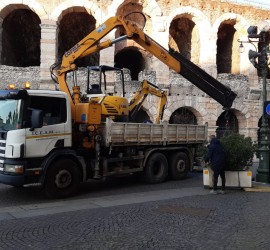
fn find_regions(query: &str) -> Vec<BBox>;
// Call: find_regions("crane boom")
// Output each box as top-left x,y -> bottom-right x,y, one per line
55,15 -> 237,119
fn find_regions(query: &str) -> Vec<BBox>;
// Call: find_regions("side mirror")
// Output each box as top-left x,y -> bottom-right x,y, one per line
29,109 -> 43,131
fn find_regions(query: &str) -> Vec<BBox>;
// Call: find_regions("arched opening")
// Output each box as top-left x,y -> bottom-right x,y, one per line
115,47 -> 145,80
216,21 -> 236,74
169,107 -> 197,125
130,108 -> 150,123
58,10 -> 98,67
116,0 -> 146,32
2,9 -> 41,66
216,110 -> 238,138
169,15 -> 200,64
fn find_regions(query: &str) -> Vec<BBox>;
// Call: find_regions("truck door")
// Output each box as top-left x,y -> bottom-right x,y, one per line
25,95 -> 69,158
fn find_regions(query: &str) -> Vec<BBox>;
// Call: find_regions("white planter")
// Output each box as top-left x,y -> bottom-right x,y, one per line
203,168 -> 252,188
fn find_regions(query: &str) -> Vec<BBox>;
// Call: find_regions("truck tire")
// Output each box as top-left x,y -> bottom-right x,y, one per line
144,152 -> 168,184
44,158 -> 81,198
169,152 -> 190,180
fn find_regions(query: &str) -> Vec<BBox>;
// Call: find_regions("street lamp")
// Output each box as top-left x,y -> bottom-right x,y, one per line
246,20 -> 270,183
238,41 -> 245,53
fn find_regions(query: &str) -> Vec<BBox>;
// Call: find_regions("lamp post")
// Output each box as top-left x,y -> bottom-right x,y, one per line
246,21 -> 270,183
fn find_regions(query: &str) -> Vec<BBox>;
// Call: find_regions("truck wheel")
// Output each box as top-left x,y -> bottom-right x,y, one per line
169,152 -> 190,180
44,159 -> 81,198
144,152 -> 168,184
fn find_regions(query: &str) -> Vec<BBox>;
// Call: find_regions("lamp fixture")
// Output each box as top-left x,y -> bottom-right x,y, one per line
238,41 -> 245,53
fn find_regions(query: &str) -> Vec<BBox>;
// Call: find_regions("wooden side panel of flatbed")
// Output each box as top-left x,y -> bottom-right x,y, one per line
102,119 -> 207,147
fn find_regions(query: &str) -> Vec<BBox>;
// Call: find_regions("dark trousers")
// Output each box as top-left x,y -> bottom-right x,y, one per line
213,168 -> 226,191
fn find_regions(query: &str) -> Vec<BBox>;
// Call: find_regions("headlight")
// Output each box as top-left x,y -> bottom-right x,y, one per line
4,164 -> 24,174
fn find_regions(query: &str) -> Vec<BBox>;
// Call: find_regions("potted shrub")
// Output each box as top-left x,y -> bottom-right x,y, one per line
193,143 -> 208,171
203,133 -> 254,188
220,133 -> 254,171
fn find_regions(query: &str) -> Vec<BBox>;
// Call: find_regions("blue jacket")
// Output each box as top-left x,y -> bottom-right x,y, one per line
204,138 -> 226,170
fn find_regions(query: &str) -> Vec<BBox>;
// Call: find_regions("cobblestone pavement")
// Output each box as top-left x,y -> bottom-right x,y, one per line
0,175 -> 270,249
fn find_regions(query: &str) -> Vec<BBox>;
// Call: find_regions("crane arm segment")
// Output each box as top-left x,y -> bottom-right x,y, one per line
56,15 -> 236,119
129,80 -> 167,124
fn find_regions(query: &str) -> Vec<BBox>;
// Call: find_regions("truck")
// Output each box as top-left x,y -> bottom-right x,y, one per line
0,14 -> 237,198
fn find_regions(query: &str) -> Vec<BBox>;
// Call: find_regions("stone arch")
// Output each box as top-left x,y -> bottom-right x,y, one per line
110,0 -> 162,17
165,97 -> 208,125
116,2 -> 144,29
137,95 -> 163,123
57,7 -> 98,66
213,13 -> 249,74
168,14 -> 200,64
114,0 -> 160,69
0,5 -> 41,66
130,107 -> 151,123
216,109 -> 239,137
50,0 -> 104,24
0,1 -> 47,20
212,13 -> 249,37
115,46 -> 146,80
216,104 -> 248,136
169,107 -> 198,125
167,7 -> 211,65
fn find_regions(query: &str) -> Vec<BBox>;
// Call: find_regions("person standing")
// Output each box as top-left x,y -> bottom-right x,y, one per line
204,137 -> 226,194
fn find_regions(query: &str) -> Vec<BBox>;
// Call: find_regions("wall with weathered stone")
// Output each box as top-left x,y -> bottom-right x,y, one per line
0,66 -> 40,89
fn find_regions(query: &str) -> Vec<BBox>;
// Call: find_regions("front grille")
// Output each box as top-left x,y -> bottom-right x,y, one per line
0,140 -> 6,157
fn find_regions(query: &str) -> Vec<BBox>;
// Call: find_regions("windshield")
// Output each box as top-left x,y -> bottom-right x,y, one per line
0,99 -> 23,131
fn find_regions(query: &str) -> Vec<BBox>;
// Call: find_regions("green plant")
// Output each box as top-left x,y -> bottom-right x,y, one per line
195,143 -> 208,158
220,133 -> 254,171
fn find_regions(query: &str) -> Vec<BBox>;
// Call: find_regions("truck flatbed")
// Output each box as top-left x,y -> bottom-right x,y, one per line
102,119 -> 207,147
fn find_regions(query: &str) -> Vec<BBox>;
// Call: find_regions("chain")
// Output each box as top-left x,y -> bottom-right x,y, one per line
225,110 -> 230,130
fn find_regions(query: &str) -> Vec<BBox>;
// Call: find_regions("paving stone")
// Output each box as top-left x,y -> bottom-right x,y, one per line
0,191 -> 269,249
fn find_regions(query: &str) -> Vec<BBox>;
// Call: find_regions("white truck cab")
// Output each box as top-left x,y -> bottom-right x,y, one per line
0,89 -> 72,187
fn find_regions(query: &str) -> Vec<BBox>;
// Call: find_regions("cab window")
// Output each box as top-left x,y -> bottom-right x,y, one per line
28,96 -> 67,125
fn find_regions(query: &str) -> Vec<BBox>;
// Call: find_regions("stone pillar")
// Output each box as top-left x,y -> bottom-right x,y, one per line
39,19 -> 57,89
247,66 -> 259,88
201,32 -> 217,78
152,59 -> 170,85
151,17 -> 170,85
99,33 -> 115,67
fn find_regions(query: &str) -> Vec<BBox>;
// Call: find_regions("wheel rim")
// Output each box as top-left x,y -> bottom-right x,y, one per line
55,169 -> 72,189
176,160 -> 186,173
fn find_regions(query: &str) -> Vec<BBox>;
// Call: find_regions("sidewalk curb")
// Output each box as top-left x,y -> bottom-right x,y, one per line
0,187 -> 209,221
244,182 -> 270,192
